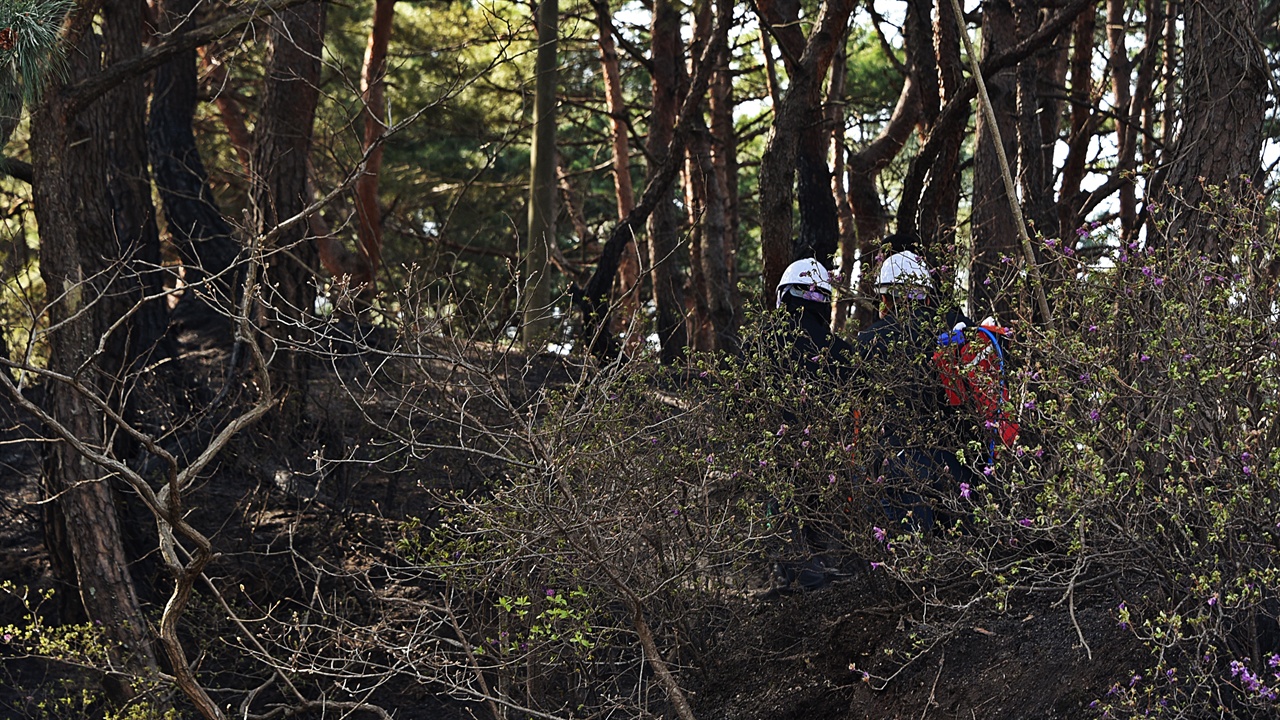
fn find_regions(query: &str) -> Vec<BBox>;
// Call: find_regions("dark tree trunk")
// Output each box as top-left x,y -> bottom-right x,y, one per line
647,0 -> 688,363
252,0 -> 325,424
31,13 -> 158,684
149,0 -> 239,339
1057,4 -> 1098,240
970,0 -> 1020,320
915,0 -> 964,256
709,24 -> 743,334
1151,0 -> 1266,258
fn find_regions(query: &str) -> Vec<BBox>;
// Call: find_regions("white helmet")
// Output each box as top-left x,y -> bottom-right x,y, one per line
875,251 -> 933,299
776,258 -> 833,308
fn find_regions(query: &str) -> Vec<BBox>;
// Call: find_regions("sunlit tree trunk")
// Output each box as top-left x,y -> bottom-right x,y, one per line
524,0 -> 557,345
353,0 -> 396,300
1057,4 -> 1097,240
593,0 -> 641,342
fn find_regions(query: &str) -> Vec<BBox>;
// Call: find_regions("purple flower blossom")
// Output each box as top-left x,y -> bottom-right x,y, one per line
1141,266 -> 1154,277
759,459 -> 768,468
777,424 -> 788,437
1088,324 -> 1098,332
1243,465 -> 1253,476
545,588 -> 556,597
869,562 -> 883,570
983,465 -> 994,476
1023,400 -> 1036,410
1242,451 -> 1253,462
1153,277 -> 1164,287
828,474 -> 837,484
873,526 -> 887,543
1089,408 -> 1100,421
1018,518 -> 1033,527
1139,354 -> 1151,362
960,483 -> 971,500
1208,594 -> 1218,607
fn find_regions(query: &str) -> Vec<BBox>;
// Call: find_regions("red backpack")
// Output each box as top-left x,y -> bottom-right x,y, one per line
933,322 -> 1019,458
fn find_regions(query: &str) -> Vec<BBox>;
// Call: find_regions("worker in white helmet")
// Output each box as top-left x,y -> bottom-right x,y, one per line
764,257 -> 857,591
855,239 -> 978,530
773,257 -> 855,380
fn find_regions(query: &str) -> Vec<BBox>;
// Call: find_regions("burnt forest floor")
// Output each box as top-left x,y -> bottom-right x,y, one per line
0,325 -> 1150,720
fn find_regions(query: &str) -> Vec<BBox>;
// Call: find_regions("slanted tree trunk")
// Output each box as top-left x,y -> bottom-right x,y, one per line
150,0 -> 239,338
252,0 -> 325,424
353,0 -> 395,301
524,0 -> 557,344
647,0 -> 688,362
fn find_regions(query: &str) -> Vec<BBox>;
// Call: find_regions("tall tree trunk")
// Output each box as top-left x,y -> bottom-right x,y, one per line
647,0 -> 688,363
1014,2 -> 1055,240
685,0 -> 735,352
969,0 -> 1020,320
353,0 -> 395,300
1151,0 -> 1265,258
252,0 -> 325,424
150,0 -> 239,338
593,0 -> 641,342
524,0 -> 557,344
709,24 -> 743,335
31,10 -> 158,687
757,0 -> 855,298
915,0 -> 964,254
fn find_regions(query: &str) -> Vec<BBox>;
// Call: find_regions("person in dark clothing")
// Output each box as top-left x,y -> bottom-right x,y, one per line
767,258 -> 855,591
856,250 -> 981,530
773,257 -> 856,380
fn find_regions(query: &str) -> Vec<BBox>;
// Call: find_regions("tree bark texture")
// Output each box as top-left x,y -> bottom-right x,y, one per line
709,26 -> 743,335
1152,0 -> 1266,258
593,0 -> 641,340
252,0 -> 325,422
914,0 -> 964,255
646,0 -> 688,363
757,0 -> 855,300
970,0 -> 1021,320
31,12 -> 157,682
